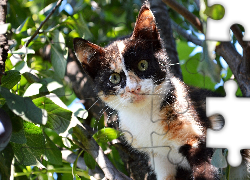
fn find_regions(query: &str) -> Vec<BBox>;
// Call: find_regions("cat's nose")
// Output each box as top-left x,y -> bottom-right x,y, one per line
126,85 -> 141,94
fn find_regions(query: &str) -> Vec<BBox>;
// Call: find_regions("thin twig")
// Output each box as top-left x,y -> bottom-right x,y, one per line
25,0 -> 63,47
162,0 -> 203,32
171,20 -> 203,46
72,125 -> 132,180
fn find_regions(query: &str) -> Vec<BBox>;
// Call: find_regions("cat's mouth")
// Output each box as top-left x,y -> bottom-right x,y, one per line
124,92 -> 147,103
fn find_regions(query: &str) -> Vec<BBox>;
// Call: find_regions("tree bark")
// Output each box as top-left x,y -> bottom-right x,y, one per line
148,0 -> 182,80
0,0 -> 8,84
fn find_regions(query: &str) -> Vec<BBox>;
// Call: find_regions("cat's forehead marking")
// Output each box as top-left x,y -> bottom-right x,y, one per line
116,41 -> 126,53
109,41 -> 126,72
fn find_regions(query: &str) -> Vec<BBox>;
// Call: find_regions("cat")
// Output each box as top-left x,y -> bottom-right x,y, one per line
73,3 -> 223,180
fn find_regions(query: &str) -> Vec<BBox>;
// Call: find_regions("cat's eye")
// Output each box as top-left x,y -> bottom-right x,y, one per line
138,60 -> 148,71
109,73 -> 121,84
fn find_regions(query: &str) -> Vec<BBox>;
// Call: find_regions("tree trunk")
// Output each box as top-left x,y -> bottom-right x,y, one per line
0,0 -> 8,84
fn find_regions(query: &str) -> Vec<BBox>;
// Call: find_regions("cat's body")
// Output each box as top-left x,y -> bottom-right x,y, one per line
74,3 -> 221,179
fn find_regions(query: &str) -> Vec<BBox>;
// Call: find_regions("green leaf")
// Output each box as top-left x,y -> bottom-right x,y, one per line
14,17 -> 30,34
74,108 -> 88,119
177,41 -> 217,90
22,72 -> 40,83
23,83 -> 43,97
10,128 -> 27,144
83,152 -> 96,170
0,86 -> 47,125
40,78 -> 65,96
32,97 -> 71,134
180,53 -> 216,90
1,70 -> 21,89
5,59 -> 13,71
44,128 -> 64,149
11,46 -> 35,55
43,133 -> 62,165
11,122 -> 45,167
93,127 -> 121,144
24,78 -> 63,98
176,41 -> 195,61
108,146 -> 127,175
77,14 -> 93,39
211,149 -> 227,168
199,41 -> 221,83
51,30 -> 68,79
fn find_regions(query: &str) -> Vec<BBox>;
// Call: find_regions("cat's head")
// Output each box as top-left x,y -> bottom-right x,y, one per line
74,3 -> 170,110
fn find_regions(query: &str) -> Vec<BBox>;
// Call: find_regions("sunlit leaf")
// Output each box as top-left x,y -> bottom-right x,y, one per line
23,82 -> 44,97
15,17 -> 30,34
93,127 -> 121,144
51,30 -> 68,79
0,86 -> 47,125
11,46 -> 35,55
11,122 -> 45,168
33,97 -> 71,134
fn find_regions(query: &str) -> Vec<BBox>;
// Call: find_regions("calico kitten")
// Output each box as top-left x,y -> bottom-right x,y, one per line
73,3 -> 221,180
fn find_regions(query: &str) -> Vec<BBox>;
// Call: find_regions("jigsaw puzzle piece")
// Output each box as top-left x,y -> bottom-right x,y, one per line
206,0 -> 250,41
206,80 -> 250,167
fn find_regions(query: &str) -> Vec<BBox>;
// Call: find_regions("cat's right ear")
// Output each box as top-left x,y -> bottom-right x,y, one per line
73,38 -> 104,69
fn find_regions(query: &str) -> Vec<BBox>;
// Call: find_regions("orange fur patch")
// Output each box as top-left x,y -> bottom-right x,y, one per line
160,100 -> 201,147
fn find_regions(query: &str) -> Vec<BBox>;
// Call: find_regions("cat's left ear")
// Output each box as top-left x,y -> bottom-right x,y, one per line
73,38 -> 104,68
132,3 -> 159,40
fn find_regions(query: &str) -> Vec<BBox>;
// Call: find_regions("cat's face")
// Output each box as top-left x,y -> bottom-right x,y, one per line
74,4 -> 170,110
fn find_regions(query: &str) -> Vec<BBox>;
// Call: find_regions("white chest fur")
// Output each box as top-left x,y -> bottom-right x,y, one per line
118,100 -> 191,180
118,97 -> 190,167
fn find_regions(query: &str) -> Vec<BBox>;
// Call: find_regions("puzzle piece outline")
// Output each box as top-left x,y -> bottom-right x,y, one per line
206,0 -> 250,41
206,80 -> 250,167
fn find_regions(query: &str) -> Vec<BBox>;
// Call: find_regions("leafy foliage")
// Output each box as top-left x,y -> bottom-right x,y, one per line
0,0 -> 241,179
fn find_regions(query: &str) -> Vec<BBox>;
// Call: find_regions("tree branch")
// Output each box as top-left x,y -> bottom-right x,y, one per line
25,0 -> 63,47
72,125 -> 132,180
215,42 -> 250,96
162,0 -> 203,33
230,25 -> 250,76
171,20 -> 203,46
0,0 -> 8,84
61,149 -> 105,179
231,24 -> 246,48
